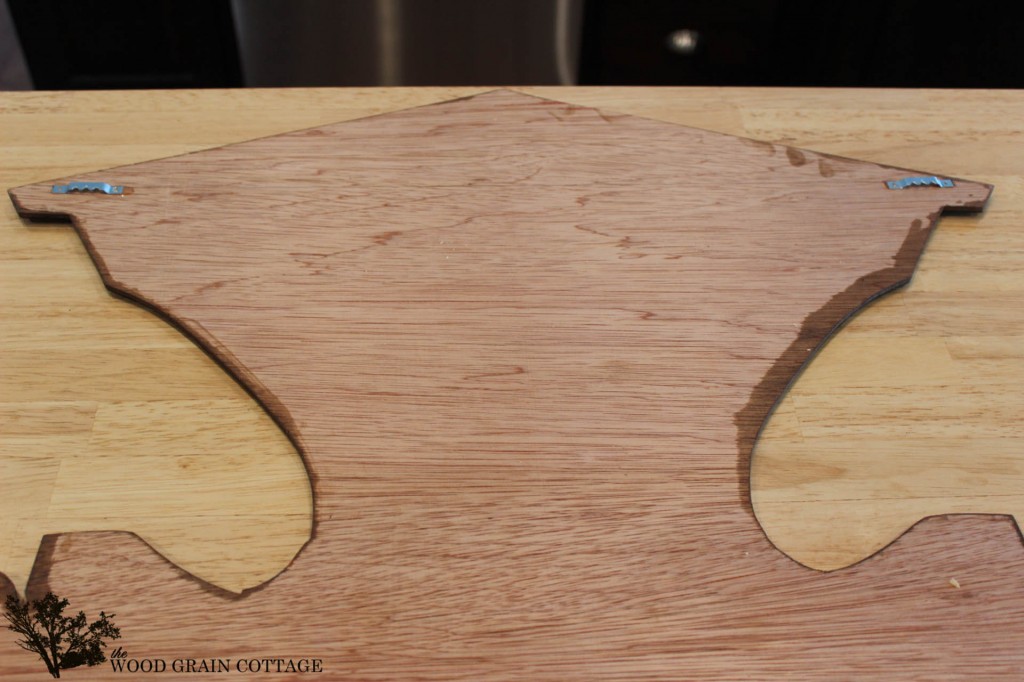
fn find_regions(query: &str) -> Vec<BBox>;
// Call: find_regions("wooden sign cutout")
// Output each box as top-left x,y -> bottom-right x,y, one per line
7,90 -> 1016,679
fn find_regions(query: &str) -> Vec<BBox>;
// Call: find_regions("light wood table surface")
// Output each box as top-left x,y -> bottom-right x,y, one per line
1,87 -> 1022,597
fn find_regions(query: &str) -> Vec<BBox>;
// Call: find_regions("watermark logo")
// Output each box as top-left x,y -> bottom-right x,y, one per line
3,592 -> 121,678
6,591 -> 324,677
107,650 -> 324,674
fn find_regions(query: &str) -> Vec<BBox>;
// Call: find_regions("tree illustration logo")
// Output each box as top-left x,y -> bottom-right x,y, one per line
4,592 -> 120,678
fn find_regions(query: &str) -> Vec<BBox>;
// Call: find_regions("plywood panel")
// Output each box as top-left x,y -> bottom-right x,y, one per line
5,89 -> 1010,680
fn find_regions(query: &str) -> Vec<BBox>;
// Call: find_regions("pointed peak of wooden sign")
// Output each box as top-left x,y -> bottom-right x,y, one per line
10,88 -> 991,220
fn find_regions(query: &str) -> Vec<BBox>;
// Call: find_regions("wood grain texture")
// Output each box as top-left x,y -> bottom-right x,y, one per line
1,87 -> 1018,679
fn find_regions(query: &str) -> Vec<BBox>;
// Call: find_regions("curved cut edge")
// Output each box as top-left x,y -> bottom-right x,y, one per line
740,187 -> 994,571
3,197 -> 315,599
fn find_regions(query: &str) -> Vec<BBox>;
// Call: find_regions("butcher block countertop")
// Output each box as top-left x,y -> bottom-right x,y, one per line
1,87 -> 1022,604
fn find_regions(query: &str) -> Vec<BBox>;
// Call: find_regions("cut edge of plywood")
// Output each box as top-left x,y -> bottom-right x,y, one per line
23,530 -> 295,602
4,206 -> 320,601
1,208 -> 318,602
738,202 -> 999,573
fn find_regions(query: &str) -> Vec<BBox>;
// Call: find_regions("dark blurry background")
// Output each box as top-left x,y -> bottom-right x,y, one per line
1,0 -> 1022,91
